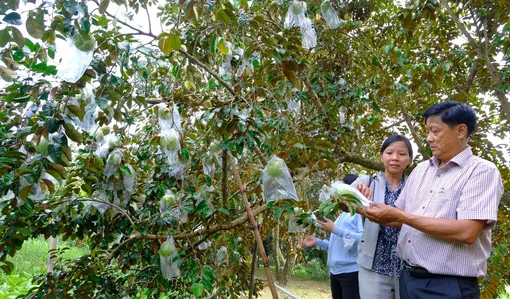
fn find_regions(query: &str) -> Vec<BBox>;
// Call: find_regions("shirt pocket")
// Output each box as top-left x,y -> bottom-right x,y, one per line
430,188 -> 460,219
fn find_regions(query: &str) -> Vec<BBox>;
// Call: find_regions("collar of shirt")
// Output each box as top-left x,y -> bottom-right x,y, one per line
429,146 -> 473,169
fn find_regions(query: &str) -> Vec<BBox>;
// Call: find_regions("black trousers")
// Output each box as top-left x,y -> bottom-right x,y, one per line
330,271 -> 360,299
400,267 -> 480,299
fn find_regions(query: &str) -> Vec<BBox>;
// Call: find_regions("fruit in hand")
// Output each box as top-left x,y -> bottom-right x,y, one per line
160,240 -> 176,257
331,182 -> 370,207
267,160 -> 284,177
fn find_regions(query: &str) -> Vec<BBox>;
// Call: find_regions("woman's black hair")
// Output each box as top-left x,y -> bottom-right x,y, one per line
380,134 -> 413,160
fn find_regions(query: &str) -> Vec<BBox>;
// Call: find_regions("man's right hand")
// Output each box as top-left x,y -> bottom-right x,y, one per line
299,236 -> 317,248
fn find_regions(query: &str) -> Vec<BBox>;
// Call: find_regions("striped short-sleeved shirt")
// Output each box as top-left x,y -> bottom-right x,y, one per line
395,147 -> 503,277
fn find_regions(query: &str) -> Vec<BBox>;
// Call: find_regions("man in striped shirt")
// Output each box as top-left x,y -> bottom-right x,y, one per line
360,101 -> 503,298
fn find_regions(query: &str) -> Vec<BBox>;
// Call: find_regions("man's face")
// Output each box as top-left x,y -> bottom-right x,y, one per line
425,115 -> 465,161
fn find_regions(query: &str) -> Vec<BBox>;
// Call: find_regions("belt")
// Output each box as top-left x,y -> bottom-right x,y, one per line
403,262 -> 441,278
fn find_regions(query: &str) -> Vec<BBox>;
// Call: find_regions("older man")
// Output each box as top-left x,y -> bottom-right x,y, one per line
360,101 -> 503,298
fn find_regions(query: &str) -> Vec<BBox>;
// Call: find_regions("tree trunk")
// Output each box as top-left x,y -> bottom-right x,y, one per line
273,226 -> 282,281
279,237 -> 298,287
47,236 -> 57,273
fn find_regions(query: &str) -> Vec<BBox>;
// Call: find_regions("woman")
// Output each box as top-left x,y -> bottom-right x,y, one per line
353,134 -> 413,299
300,174 -> 363,299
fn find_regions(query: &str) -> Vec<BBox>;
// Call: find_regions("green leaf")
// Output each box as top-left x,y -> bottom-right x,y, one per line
48,144 -> 62,163
158,35 -> 172,56
273,207 -> 283,219
64,123 -> 83,143
99,0 -> 110,14
179,148 -> 190,161
168,34 -> 181,51
7,0 -> 20,10
26,16 -> 45,39
47,118 -> 62,133
210,36 -> 217,54
0,65 -> 17,82
11,27 -> 25,48
215,10 -> 230,25
0,29 -> 12,48
191,283 -> 203,297
218,39 -> 229,55
217,207 -> 230,216
96,96 -> 108,110
3,12 -> 23,25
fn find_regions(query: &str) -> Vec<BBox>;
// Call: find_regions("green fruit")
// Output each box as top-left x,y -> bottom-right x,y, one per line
94,130 -> 104,142
321,1 -> 331,11
36,139 -> 49,155
160,240 -> 176,257
72,33 -> 96,52
161,135 -> 178,151
292,4 -> 302,14
161,194 -> 176,206
109,153 -> 122,164
204,156 -> 215,166
267,160 -> 284,177
101,126 -> 111,135
209,142 -> 221,153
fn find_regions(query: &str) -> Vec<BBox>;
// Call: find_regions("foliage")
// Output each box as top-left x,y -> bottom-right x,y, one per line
307,258 -> 329,281
0,0 -> 508,297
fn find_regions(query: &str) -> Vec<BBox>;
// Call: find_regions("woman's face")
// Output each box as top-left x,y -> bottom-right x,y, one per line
380,141 -> 411,175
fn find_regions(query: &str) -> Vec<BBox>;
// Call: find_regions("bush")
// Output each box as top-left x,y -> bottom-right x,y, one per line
308,258 -> 330,281
291,263 -> 312,276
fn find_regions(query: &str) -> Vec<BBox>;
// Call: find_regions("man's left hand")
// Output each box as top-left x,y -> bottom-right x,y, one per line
365,202 -> 403,225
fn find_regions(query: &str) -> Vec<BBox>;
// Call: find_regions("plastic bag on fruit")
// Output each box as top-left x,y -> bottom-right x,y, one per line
319,184 -> 335,202
220,54 -> 233,80
284,1 -> 308,29
321,1 -> 342,29
85,191 -> 109,215
215,246 -> 228,266
202,153 -> 216,178
160,190 -> 177,215
288,215 -> 306,233
198,241 -> 212,250
300,18 -> 317,49
104,149 -> 123,177
94,134 -> 118,158
339,106 -> 347,125
160,128 -> 180,155
72,98 -> 99,134
287,99 -> 301,114
158,103 -> 182,133
122,164 -> 136,198
56,38 -> 94,84
262,155 -> 299,202
159,237 -> 181,280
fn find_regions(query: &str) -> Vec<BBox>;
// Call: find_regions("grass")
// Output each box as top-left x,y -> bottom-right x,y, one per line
0,237 -> 89,297
245,267 -> 331,299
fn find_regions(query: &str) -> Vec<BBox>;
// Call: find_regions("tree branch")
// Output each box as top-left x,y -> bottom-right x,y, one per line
304,77 -> 331,132
397,97 -> 428,159
438,0 -> 510,124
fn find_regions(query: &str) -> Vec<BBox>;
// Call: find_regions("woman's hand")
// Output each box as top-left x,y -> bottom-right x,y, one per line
299,236 -> 317,248
316,217 -> 336,233
356,183 -> 373,200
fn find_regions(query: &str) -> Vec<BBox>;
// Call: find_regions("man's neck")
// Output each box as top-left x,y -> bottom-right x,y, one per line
438,144 -> 468,167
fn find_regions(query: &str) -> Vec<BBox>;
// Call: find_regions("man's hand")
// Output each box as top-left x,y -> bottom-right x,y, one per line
299,236 -> 317,248
356,183 -> 373,200
365,201 -> 403,225
316,217 -> 335,233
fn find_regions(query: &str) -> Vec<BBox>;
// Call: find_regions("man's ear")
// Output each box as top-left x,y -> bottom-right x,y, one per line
457,124 -> 468,139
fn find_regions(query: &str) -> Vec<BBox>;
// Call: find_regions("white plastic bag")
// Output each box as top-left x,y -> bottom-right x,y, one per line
287,99 -> 301,114
343,236 -> 355,249
122,164 -> 136,199
104,149 -> 123,177
339,106 -> 347,125
94,134 -> 118,158
215,246 -> 228,266
159,237 -> 181,280
288,215 -> 305,233
284,1 -> 308,29
202,153 -> 216,178
330,181 -> 370,206
262,156 -> 299,202
56,38 -> 94,83
319,184 -> 335,202
300,18 -> 317,49
160,190 -> 177,215
158,103 -> 182,133
321,1 -> 342,29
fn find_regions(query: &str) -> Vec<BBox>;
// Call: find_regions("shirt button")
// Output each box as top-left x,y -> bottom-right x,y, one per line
408,240 -> 411,243
422,206 -> 425,209
430,190 -> 433,193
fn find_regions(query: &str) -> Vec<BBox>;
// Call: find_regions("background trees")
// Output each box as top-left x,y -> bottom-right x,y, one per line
0,0 -> 508,297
